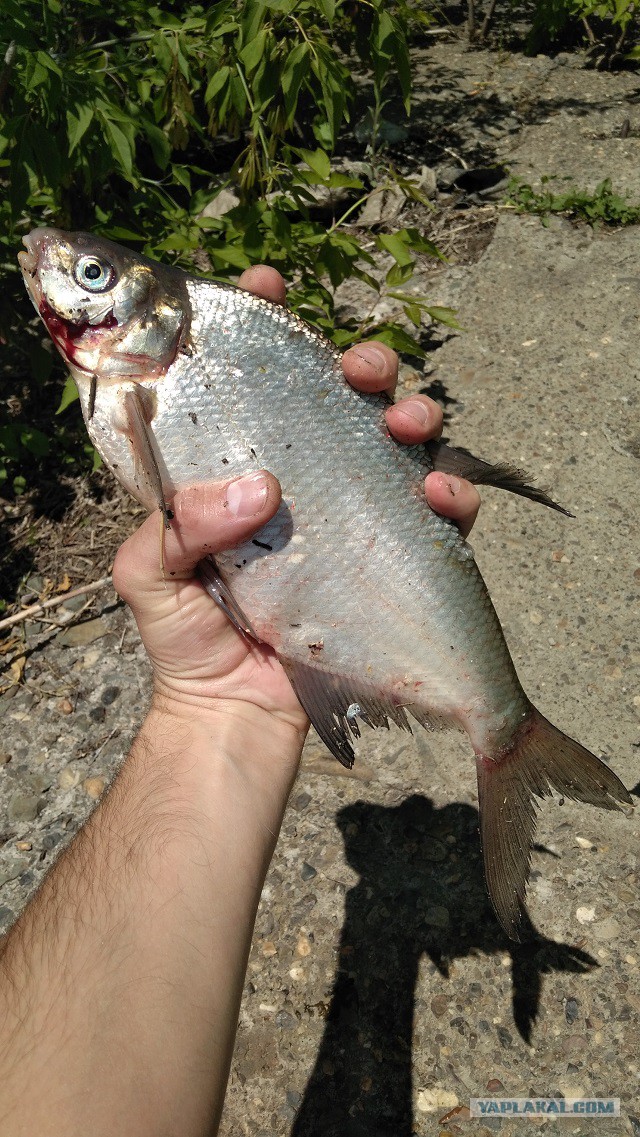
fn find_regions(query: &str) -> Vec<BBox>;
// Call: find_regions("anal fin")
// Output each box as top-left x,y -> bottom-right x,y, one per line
426,439 -> 573,517
282,660 -> 430,769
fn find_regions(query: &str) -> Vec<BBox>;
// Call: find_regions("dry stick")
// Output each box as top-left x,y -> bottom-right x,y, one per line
479,0 -> 499,42
582,16 -> 596,44
0,577 -> 113,634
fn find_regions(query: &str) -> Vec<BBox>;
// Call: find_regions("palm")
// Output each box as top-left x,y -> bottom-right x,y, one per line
131,574 -> 308,730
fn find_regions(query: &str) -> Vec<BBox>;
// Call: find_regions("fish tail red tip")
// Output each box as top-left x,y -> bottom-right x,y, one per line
475,707 -> 633,941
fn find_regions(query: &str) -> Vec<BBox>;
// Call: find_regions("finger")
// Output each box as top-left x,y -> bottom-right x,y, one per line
342,341 -> 398,395
385,396 -> 443,445
113,472 -> 282,604
425,472 -> 481,539
238,265 -> 287,306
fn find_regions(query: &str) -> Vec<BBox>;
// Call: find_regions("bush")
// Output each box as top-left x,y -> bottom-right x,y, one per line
0,0 -> 452,496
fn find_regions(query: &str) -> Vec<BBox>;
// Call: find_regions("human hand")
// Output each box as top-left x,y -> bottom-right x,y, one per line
113,267 -> 481,765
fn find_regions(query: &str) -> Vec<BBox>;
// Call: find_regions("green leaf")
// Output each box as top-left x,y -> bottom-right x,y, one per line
424,306 -> 461,329
20,427 -> 50,457
205,65 -> 231,102
67,105 -> 94,155
318,0 -> 336,21
370,325 -> 426,357
103,118 -> 134,177
56,376 -> 80,414
376,232 -> 414,267
403,302 -> 422,327
239,29 -> 267,73
298,147 -> 331,181
385,261 -> 414,287
281,42 -> 309,123
143,121 -> 171,169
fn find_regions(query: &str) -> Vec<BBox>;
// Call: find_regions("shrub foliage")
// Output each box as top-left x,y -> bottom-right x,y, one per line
0,0 -> 450,494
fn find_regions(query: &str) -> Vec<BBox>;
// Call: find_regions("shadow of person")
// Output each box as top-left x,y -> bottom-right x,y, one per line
291,794 -> 596,1137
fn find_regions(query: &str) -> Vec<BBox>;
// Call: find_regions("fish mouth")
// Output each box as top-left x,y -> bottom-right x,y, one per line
18,231 -> 45,306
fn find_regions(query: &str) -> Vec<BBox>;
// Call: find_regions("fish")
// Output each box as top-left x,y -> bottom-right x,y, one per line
19,226 -> 632,940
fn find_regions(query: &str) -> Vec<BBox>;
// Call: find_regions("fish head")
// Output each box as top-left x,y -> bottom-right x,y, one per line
19,227 -> 190,385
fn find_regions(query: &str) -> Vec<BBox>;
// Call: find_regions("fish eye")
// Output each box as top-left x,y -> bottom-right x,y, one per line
74,255 -> 116,293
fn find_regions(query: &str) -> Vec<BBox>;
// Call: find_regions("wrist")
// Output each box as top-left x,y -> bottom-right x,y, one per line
134,696 -> 306,824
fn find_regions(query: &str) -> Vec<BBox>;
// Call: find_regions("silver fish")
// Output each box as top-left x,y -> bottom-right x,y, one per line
19,227 -> 632,939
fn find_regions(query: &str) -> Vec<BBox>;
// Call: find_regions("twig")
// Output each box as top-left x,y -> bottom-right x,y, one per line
0,577 -> 113,634
467,0 -> 475,42
443,147 -> 469,170
479,0 -> 499,42
582,16 -> 596,45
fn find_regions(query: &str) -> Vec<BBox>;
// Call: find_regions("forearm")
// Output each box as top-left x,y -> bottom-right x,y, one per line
0,705 -> 304,1137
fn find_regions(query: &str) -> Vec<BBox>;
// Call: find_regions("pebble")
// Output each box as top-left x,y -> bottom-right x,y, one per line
59,699 -> 74,715
58,617 -> 109,648
423,838 -> 447,862
101,685 -> 120,706
565,997 -> 580,1024
486,1078 -> 504,1092
291,792 -> 311,811
416,1088 -> 459,1113
0,857 -> 31,886
262,941 -> 277,957
0,751 -> 12,765
431,994 -> 449,1017
300,862 -> 317,880
575,835 -> 595,849
593,916 -> 621,941
83,776 -> 106,799
424,905 -> 450,928
576,906 -> 596,924
61,594 -> 88,612
275,1010 -> 296,1030
8,791 -> 42,823
58,766 -> 81,789
296,934 -> 312,957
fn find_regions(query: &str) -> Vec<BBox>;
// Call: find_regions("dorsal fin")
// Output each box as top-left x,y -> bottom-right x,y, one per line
426,439 -> 574,517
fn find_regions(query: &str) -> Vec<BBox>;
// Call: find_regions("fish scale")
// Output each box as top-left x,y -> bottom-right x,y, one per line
19,227 -> 633,940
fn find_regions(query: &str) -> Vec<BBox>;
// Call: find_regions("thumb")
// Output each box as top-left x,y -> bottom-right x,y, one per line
112,472 -> 282,605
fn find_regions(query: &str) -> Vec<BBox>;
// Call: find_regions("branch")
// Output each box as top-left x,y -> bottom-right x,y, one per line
0,577 -> 113,634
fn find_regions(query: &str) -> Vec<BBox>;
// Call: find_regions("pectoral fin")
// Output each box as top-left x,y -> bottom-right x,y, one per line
198,556 -> 258,640
123,388 -> 173,529
427,439 -> 573,516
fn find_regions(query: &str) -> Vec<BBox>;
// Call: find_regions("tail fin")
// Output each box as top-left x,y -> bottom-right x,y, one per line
476,708 -> 633,941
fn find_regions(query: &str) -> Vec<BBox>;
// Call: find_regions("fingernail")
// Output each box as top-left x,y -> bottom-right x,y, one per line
445,475 -> 462,495
398,399 -> 430,427
226,472 -> 270,517
352,344 -> 387,373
